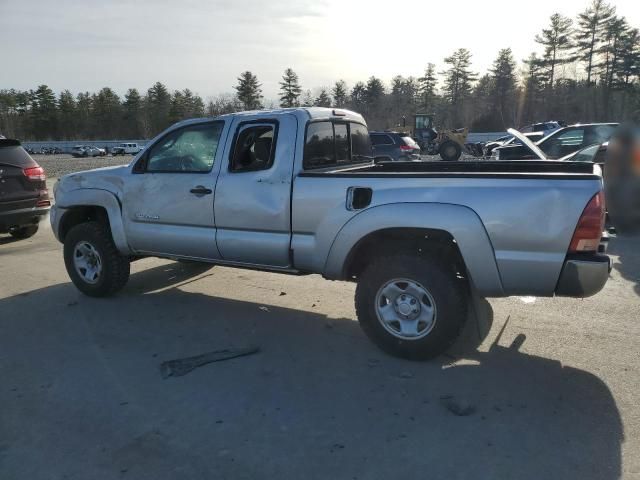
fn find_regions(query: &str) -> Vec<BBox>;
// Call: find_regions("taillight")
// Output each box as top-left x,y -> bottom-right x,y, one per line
568,191 -> 605,253
23,166 -> 46,181
400,145 -> 413,151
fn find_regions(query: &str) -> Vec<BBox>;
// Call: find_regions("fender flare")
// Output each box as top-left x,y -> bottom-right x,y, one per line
323,202 -> 504,296
57,188 -> 130,254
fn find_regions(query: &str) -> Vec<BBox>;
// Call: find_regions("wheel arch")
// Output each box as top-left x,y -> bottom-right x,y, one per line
56,189 -> 130,254
324,203 -> 504,296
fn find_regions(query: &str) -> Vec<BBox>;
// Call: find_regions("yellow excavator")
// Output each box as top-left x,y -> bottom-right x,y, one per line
412,113 -> 470,161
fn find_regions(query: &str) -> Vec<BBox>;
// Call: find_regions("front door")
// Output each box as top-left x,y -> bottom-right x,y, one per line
121,120 -> 227,259
214,114 -> 296,267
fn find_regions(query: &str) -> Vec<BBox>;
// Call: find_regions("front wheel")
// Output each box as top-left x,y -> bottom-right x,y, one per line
355,255 -> 467,360
439,140 -> 462,161
63,221 -> 130,297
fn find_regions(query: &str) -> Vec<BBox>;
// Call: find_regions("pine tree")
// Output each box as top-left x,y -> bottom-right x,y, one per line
146,82 -> 171,135
332,80 -> 348,107
91,87 -> 122,139
234,71 -> 263,110
535,13 -> 574,88
616,28 -> 640,87
279,68 -> 302,107
441,49 -> 477,126
57,90 -> 76,140
314,89 -> 332,107
350,82 -> 367,112
75,92 -> 92,139
522,53 -> 545,125
489,48 -> 517,125
123,88 -> 143,138
575,0 -> 614,84
418,64 -> 437,112
31,85 -> 57,140
301,90 -> 314,107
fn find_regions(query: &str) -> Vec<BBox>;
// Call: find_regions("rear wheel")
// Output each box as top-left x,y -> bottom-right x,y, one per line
355,255 -> 467,360
439,140 -> 462,161
64,221 -> 130,297
10,225 -> 39,239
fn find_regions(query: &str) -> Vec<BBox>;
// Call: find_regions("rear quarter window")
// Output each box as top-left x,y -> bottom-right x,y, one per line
304,121 -> 372,169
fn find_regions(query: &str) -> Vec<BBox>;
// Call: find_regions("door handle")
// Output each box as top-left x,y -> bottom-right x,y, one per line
190,186 -> 212,195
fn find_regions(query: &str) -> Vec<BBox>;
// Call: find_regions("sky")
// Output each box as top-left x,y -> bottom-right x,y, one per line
1,0 -> 639,102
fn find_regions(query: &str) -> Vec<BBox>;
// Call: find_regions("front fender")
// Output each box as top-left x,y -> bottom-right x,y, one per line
54,188 -> 130,254
324,202 -> 504,296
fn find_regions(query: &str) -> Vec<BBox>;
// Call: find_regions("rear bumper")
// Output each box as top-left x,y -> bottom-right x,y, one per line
555,253 -> 611,298
0,206 -> 50,232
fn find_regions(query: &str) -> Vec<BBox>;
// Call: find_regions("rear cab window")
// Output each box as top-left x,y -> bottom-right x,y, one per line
304,121 -> 373,169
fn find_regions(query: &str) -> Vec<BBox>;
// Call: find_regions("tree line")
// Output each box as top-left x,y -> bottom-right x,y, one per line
1,0 -> 638,141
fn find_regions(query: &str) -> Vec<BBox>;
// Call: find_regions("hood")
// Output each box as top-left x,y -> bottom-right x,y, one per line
507,128 -> 547,160
54,164 -> 130,200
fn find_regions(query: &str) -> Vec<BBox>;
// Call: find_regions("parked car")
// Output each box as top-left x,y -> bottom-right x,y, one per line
72,145 -> 103,158
484,132 -> 545,158
370,131 -> 421,162
111,143 -> 144,156
519,121 -> 565,136
51,107 -> 610,360
494,123 -> 619,160
0,139 -> 50,239
71,145 -> 87,157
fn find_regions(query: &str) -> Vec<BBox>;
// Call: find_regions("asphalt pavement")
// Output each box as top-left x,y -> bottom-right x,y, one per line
0,221 -> 638,480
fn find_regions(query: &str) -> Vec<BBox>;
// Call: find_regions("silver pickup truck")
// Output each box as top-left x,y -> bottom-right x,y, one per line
51,108 -> 610,360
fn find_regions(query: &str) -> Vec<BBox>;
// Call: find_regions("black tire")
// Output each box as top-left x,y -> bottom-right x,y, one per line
63,221 -> 130,297
355,254 -> 467,360
439,140 -> 462,161
10,225 -> 39,239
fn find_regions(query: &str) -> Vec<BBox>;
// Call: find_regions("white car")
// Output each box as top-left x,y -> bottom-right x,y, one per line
111,143 -> 144,156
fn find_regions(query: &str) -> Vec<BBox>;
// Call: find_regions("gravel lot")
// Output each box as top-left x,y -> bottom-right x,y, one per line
34,154 -> 133,178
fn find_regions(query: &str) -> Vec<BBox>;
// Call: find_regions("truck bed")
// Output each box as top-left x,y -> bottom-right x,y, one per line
293,159 -> 603,296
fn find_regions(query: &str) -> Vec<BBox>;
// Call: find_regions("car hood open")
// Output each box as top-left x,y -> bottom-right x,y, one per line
507,128 -> 547,160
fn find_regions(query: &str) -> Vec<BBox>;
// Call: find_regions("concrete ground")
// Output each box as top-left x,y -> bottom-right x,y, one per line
0,219 -> 638,479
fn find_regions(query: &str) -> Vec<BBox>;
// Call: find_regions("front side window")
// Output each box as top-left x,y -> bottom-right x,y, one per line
230,124 -> 276,172
146,122 -> 223,172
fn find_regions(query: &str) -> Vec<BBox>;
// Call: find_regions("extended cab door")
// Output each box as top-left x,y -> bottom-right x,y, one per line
214,114 -> 297,267
121,120 -> 227,259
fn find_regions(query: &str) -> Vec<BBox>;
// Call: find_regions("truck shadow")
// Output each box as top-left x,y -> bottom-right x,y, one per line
0,262 -> 622,480
608,233 -> 640,296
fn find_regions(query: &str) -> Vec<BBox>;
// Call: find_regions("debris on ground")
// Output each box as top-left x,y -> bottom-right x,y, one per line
258,306 -> 270,312
441,396 -> 476,416
160,346 -> 260,379
279,292 -> 286,296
